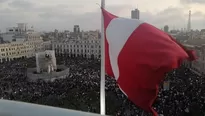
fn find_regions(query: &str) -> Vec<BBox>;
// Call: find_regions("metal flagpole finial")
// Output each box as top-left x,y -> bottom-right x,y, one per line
101,0 -> 105,8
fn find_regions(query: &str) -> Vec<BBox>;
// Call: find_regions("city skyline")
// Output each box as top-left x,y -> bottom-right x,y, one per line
0,0 -> 205,31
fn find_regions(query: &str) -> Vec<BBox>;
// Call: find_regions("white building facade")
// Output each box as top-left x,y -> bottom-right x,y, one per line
0,32 -> 51,62
0,24 -> 101,62
52,38 -> 101,59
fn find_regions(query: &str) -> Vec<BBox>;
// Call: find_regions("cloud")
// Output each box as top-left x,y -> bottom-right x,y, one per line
191,11 -> 205,19
75,6 -> 205,30
180,0 -> 205,4
8,0 -> 35,9
0,2 -> 205,32
0,0 -> 7,3
146,7 -> 187,28
140,7 -> 205,30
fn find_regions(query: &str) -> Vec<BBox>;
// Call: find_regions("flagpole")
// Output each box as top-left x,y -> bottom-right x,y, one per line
141,111 -> 144,116
100,0 -> 105,115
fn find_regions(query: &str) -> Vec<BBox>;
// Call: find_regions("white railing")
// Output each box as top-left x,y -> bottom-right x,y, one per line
0,100 -> 106,116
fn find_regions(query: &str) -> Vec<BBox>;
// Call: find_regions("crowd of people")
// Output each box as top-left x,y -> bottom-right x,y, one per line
0,55 -> 204,116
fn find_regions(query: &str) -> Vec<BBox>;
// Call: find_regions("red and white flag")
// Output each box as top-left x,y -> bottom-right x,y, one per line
102,8 -> 196,115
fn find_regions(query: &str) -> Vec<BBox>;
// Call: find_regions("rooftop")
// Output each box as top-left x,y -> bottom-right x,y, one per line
183,39 -> 205,46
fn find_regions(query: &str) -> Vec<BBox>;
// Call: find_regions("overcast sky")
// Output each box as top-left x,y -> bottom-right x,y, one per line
0,0 -> 205,32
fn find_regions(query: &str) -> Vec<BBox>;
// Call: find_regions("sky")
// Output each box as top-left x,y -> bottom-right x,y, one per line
0,0 -> 205,32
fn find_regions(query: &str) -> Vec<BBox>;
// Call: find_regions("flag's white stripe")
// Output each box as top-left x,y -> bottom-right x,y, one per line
106,18 -> 143,80
118,84 -> 128,96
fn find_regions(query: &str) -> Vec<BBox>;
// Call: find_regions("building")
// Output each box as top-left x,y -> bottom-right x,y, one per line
49,25 -> 100,59
73,25 -> 80,34
183,39 -> 205,75
131,9 -> 140,19
164,25 -> 169,33
52,26 -> 101,59
52,38 -> 101,59
0,24 -> 52,63
0,23 -> 101,62
0,32 -> 51,62
6,23 -> 27,34
187,10 -> 191,32
42,41 -> 52,50
175,35 -> 189,43
81,30 -> 100,40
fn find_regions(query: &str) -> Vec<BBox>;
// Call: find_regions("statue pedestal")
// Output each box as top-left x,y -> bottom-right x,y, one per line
47,64 -> 54,74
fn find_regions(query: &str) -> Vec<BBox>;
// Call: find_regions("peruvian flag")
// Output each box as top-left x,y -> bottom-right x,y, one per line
102,9 -> 196,115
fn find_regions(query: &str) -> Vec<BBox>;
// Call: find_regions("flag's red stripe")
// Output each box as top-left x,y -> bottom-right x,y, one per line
102,8 -> 117,29
103,8 -> 117,77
